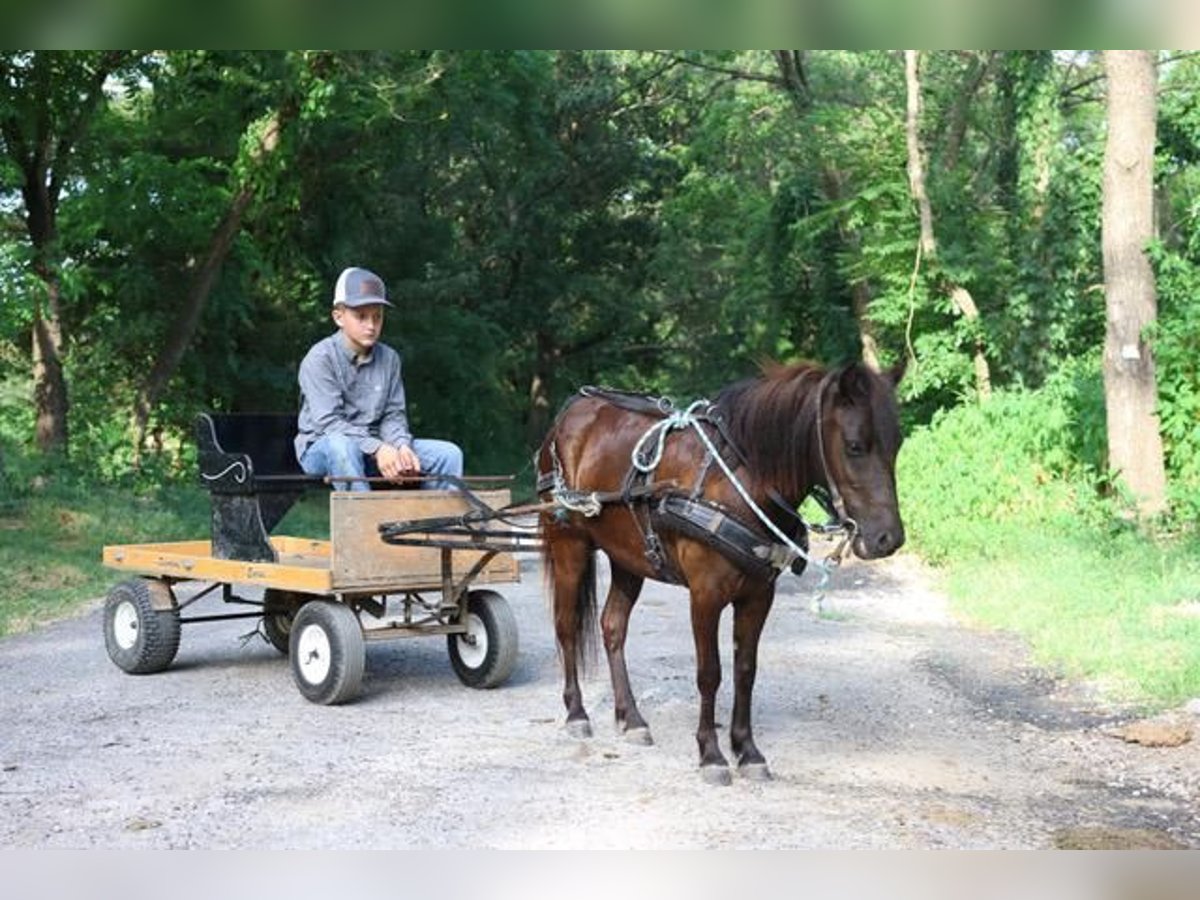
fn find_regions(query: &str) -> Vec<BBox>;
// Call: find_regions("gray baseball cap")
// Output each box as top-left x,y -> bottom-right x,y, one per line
333,267 -> 393,308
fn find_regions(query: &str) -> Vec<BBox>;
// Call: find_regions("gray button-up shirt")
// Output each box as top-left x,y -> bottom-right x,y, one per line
294,332 -> 413,462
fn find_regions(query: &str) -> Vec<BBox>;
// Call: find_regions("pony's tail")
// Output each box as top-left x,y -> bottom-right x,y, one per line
540,515 -> 598,673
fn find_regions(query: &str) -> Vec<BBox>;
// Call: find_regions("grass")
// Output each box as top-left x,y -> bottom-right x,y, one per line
0,479 -> 330,637
931,523 -> 1200,710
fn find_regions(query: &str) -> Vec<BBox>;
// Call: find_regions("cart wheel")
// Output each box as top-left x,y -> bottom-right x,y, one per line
103,578 -> 181,674
448,590 -> 519,689
262,589 -> 306,655
289,601 -> 365,705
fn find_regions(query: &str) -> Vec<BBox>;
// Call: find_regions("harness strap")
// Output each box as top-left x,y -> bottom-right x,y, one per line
629,403 -> 820,574
539,437 -> 684,583
651,495 -> 805,582
623,475 -> 685,584
579,385 -> 676,417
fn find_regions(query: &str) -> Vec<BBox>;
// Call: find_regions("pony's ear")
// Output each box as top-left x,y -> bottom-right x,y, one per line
885,358 -> 907,389
835,363 -> 872,403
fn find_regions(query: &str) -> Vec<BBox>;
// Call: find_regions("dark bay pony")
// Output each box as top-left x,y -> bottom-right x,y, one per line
536,360 -> 905,784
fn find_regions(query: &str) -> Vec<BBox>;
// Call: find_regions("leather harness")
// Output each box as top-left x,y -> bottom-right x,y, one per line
539,386 -> 814,584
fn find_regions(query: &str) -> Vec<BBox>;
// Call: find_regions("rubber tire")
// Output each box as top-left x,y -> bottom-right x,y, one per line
289,600 -> 365,705
103,578 -> 181,674
447,590 -> 519,689
262,589 -> 307,655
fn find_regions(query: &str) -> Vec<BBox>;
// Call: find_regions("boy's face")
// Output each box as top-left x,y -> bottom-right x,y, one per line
333,303 -> 385,355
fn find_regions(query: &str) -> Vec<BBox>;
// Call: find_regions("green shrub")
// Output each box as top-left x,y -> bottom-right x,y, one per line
898,356 -> 1114,563
1149,241 -> 1200,523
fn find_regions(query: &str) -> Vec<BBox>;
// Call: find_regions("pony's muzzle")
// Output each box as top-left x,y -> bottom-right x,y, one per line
855,524 -> 904,560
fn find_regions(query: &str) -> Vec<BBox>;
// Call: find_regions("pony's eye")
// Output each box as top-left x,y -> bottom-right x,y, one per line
845,440 -> 866,457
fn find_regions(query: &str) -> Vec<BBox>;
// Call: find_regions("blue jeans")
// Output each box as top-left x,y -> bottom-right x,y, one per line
299,434 -> 464,491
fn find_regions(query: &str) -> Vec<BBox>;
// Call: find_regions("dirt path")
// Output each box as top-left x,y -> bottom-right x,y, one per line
1,552 -> 1197,849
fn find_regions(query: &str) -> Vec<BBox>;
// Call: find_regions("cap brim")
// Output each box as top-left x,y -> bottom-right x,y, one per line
336,297 -> 393,308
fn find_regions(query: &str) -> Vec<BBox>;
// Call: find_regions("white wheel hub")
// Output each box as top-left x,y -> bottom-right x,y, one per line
296,623 -> 332,685
113,600 -> 140,650
455,612 -> 488,669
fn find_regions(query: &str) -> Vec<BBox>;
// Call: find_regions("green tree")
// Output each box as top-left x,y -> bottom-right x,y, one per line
0,51 -> 145,455
65,51 -> 307,468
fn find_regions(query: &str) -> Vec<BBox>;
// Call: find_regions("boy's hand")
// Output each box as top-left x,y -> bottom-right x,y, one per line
376,443 -> 421,480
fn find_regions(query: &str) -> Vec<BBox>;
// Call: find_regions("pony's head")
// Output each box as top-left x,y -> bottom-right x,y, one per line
714,359 -> 906,561
820,362 -> 905,560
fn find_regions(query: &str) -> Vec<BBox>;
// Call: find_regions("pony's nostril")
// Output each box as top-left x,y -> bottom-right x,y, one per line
874,528 -> 905,554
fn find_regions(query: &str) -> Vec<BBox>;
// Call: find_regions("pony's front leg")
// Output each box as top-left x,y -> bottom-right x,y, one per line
602,564 -> 652,745
690,596 -> 731,785
730,587 -> 774,780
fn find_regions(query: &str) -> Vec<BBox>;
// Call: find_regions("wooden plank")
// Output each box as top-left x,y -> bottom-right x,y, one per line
271,536 -> 332,569
330,489 -> 519,591
102,539 -> 334,594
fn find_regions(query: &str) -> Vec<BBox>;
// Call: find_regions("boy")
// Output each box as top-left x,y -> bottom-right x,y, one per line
294,266 -> 463,491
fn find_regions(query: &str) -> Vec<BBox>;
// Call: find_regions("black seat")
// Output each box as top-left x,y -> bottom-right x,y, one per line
196,413 -> 323,562
200,413 -> 305,480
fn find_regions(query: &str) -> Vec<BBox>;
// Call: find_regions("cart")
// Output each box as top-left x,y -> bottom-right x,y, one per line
101,413 -> 536,705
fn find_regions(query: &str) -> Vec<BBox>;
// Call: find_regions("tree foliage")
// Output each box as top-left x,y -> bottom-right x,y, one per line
0,50 -> 1197,519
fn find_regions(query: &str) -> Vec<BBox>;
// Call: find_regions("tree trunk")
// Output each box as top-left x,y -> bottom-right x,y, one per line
31,297 -> 68,453
821,167 -> 880,370
905,51 -> 938,261
772,50 -> 811,112
27,195 -> 69,454
1101,50 -> 1168,518
904,50 -> 992,399
526,331 -> 557,450
131,184 -> 256,451
132,107 -> 289,454
942,52 -> 997,172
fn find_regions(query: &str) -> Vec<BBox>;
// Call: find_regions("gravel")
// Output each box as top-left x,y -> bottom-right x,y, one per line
1,550 -> 1197,849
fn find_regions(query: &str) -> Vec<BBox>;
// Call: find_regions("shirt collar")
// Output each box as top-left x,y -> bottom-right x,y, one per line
336,332 -> 374,367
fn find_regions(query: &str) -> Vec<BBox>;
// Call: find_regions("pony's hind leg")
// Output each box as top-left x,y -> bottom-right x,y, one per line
601,561 -> 652,745
548,531 -> 598,739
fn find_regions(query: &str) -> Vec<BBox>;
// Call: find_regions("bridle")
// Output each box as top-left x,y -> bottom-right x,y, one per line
811,371 -> 855,527
802,370 -> 858,566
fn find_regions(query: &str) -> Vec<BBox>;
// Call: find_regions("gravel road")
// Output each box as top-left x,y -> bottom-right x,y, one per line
1,550 -> 1197,849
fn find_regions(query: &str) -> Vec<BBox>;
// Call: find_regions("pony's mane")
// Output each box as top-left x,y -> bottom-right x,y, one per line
712,360 -> 897,500
712,361 -> 826,499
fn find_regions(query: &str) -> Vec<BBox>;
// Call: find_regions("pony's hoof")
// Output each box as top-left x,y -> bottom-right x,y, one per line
700,764 -> 733,787
623,726 -> 654,746
565,718 -> 593,739
738,762 -> 773,782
